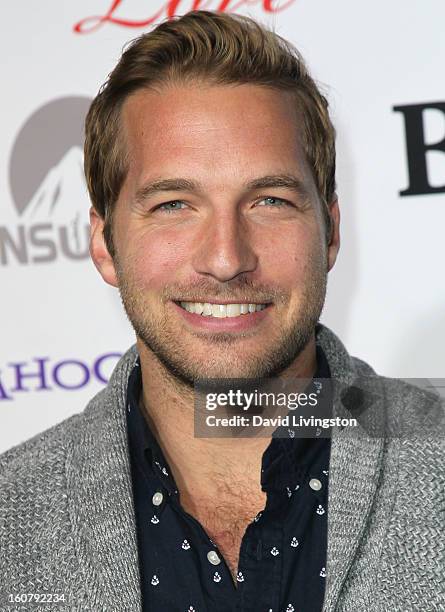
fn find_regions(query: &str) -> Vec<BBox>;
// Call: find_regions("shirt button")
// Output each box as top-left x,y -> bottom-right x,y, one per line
152,492 -> 164,506
309,478 -> 322,491
207,550 -> 221,565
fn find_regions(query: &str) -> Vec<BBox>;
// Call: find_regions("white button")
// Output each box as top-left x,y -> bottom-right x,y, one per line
309,478 -> 322,491
207,550 -> 221,565
152,492 -> 164,506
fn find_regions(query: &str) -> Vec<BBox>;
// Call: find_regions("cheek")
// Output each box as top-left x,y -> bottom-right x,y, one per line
127,229 -> 191,288
258,224 -> 320,281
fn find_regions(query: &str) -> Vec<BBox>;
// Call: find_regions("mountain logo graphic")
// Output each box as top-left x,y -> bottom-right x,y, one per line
3,97 -> 93,266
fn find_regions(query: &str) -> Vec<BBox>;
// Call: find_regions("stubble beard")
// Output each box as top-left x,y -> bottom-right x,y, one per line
114,259 -> 327,388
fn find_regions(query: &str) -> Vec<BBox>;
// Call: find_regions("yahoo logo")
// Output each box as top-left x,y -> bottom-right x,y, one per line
0,352 -> 122,400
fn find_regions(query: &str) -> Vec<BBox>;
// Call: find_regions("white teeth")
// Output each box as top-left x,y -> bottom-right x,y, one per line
212,304 -> 226,318
179,302 -> 267,318
203,303 -> 213,316
226,304 -> 241,317
194,303 -> 204,315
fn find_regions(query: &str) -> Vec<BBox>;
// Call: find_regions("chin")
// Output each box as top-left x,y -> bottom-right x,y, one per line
177,356 -> 267,382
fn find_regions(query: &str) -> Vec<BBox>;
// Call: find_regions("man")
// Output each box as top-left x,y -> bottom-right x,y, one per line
0,10 -> 443,612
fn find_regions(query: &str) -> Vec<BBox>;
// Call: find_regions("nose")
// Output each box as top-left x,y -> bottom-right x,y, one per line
191,209 -> 258,282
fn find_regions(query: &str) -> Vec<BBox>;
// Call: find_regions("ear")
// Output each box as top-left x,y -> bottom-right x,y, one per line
327,198 -> 340,271
89,207 -> 118,287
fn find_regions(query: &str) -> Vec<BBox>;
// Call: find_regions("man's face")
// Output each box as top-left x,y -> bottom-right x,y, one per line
91,82 -> 339,383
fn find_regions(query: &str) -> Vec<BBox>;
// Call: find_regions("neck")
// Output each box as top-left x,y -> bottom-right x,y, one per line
136,335 -> 318,498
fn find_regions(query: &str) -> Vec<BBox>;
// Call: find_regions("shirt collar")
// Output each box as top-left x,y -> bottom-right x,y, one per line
126,362 -> 178,496
260,344 -> 331,491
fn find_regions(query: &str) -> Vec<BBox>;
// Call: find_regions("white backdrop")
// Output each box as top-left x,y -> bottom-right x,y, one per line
1,0 -> 444,453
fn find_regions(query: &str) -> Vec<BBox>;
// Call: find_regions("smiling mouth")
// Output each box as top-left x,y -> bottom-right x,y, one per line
177,301 -> 270,318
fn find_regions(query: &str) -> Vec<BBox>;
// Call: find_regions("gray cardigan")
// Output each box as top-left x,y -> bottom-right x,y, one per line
0,325 -> 444,612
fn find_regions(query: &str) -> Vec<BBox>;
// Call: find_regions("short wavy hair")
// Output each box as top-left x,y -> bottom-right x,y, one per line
84,10 -> 336,258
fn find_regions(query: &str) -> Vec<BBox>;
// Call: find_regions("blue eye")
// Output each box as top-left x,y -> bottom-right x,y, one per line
157,200 -> 186,212
258,197 -> 287,207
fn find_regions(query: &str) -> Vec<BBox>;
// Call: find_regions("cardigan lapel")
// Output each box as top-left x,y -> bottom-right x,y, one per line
66,346 -> 142,611
322,419 -> 385,610
316,326 -> 386,611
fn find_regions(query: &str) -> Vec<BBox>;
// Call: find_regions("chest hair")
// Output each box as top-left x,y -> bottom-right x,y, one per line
183,484 -> 267,581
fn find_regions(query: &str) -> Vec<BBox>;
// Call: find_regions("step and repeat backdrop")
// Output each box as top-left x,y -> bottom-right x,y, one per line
1,1 -> 444,453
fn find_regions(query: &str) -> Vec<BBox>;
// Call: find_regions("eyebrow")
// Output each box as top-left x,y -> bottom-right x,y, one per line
134,178 -> 199,205
245,175 -> 311,198
134,174 -> 311,206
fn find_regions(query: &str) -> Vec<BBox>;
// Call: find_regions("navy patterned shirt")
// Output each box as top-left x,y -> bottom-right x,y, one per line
126,347 -> 331,612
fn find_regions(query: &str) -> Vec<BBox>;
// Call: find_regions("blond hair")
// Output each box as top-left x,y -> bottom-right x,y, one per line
84,10 -> 336,257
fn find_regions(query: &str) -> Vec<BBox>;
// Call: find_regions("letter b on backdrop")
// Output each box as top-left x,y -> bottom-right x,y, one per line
394,101 -> 445,196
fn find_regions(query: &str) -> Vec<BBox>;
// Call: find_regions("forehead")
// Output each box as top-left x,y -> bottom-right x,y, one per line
120,83 -> 314,189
